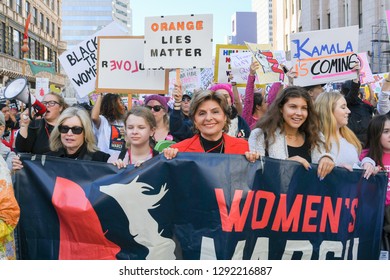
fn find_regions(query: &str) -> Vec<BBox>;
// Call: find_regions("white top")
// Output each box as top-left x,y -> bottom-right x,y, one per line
92,115 -> 124,160
330,137 -> 374,168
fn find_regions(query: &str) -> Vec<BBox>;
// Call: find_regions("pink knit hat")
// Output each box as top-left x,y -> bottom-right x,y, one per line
209,83 -> 234,103
144,94 -> 169,111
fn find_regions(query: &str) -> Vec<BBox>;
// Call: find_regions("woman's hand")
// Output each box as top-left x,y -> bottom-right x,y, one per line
163,147 -> 179,160
12,155 -> 23,171
245,151 -> 260,163
250,61 -> 260,76
317,156 -> 335,180
287,156 -> 311,170
112,159 -> 127,169
362,162 -> 378,179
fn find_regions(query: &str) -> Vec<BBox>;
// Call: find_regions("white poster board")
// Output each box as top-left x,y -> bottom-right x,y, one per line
35,77 -> 49,101
290,26 -> 359,87
59,22 -> 127,98
95,36 -> 169,94
144,14 -> 213,69
214,44 -> 251,85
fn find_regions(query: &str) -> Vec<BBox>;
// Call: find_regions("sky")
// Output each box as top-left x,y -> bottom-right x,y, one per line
130,0 -> 253,46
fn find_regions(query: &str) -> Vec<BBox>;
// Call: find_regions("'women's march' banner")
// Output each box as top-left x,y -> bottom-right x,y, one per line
14,154 -> 386,260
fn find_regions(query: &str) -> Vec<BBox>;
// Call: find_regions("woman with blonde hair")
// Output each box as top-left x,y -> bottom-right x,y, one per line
12,107 -> 110,171
314,91 -> 377,178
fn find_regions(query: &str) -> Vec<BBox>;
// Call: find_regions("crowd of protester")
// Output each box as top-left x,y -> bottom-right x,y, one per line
1,61 -> 390,259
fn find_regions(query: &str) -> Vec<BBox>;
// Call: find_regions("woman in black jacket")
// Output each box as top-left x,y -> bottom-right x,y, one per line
12,107 -> 110,170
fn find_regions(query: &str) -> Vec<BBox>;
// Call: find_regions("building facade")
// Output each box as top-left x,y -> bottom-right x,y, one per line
227,12 -> 257,45
61,0 -> 113,50
112,0 -> 132,34
0,0 -> 66,89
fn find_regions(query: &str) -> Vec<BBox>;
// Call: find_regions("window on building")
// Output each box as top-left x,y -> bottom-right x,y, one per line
13,29 -> 21,58
39,13 -> 44,29
292,1 -> 294,15
16,0 -> 22,15
52,22 -> 55,38
317,18 -> 320,30
358,0 -> 363,28
57,27 -> 60,40
44,45 -> 48,61
8,0 -> 13,9
33,7 -> 38,25
57,0 -> 60,15
30,38 -> 36,59
25,1 -> 30,17
53,51 -> 57,72
327,13 -> 330,29
0,22 -> 5,53
50,0 -> 54,10
232,20 -> 235,33
46,18 -> 50,34
7,27 -> 13,55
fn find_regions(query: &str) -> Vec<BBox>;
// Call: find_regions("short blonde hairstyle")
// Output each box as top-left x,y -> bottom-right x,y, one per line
50,106 -> 98,153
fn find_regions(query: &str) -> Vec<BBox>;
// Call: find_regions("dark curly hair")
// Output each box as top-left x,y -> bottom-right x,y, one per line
100,93 -> 124,123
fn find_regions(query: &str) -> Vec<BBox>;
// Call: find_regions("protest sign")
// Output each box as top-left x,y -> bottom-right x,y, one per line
290,26 -> 359,87
214,44 -> 250,85
35,77 -> 49,101
58,22 -> 127,98
168,68 -> 201,94
144,14 -> 213,69
229,52 -> 259,85
357,52 -> 374,84
15,154 -> 386,260
95,36 -> 169,94
245,42 -> 285,84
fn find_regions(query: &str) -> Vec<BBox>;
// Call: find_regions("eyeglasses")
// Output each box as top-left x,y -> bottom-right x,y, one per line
182,97 -> 191,102
42,101 -> 60,107
146,105 -> 164,112
58,125 -> 84,135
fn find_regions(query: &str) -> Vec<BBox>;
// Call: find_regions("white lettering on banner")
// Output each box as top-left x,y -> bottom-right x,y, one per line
200,236 -> 360,260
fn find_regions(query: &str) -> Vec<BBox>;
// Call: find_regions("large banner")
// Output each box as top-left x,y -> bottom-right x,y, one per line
14,154 -> 386,260
290,26 -> 359,87
95,36 -> 169,94
58,22 -> 127,98
144,14 -> 213,69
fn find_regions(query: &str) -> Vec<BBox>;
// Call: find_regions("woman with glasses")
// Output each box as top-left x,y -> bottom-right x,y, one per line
144,95 -> 175,143
91,93 -> 126,161
15,92 -> 68,155
12,107 -> 110,171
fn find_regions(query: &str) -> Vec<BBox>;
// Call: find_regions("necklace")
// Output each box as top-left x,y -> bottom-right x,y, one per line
200,136 -> 225,153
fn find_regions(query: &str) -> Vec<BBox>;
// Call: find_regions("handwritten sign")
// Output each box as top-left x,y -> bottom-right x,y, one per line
245,42 -> 284,84
290,26 -> 359,87
58,22 -> 127,98
35,77 -> 49,101
95,36 -> 169,94
144,14 -> 213,69
214,44 -> 250,85
357,52 -> 374,84
229,52 -> 259,84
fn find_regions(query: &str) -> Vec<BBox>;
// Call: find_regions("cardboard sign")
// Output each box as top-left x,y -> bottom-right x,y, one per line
58,22 -> 127,98
357,52 -> 374,84
214,44 -> 250,85
229,52 -> 259,85
35,77 -> 49,101
95,36 -> 169,94
246,42 -> 284,84
290,26 -> 359,86
144,14 -> 213,69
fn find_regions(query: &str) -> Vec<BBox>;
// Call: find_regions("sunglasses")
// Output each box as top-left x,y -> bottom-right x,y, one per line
42,101 -> 60,107
58,125 -> 84,135
146,105 -> 164,112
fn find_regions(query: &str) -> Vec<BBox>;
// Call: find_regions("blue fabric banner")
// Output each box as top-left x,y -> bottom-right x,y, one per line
14,153 -> 387,260
24,58 -> 55,75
